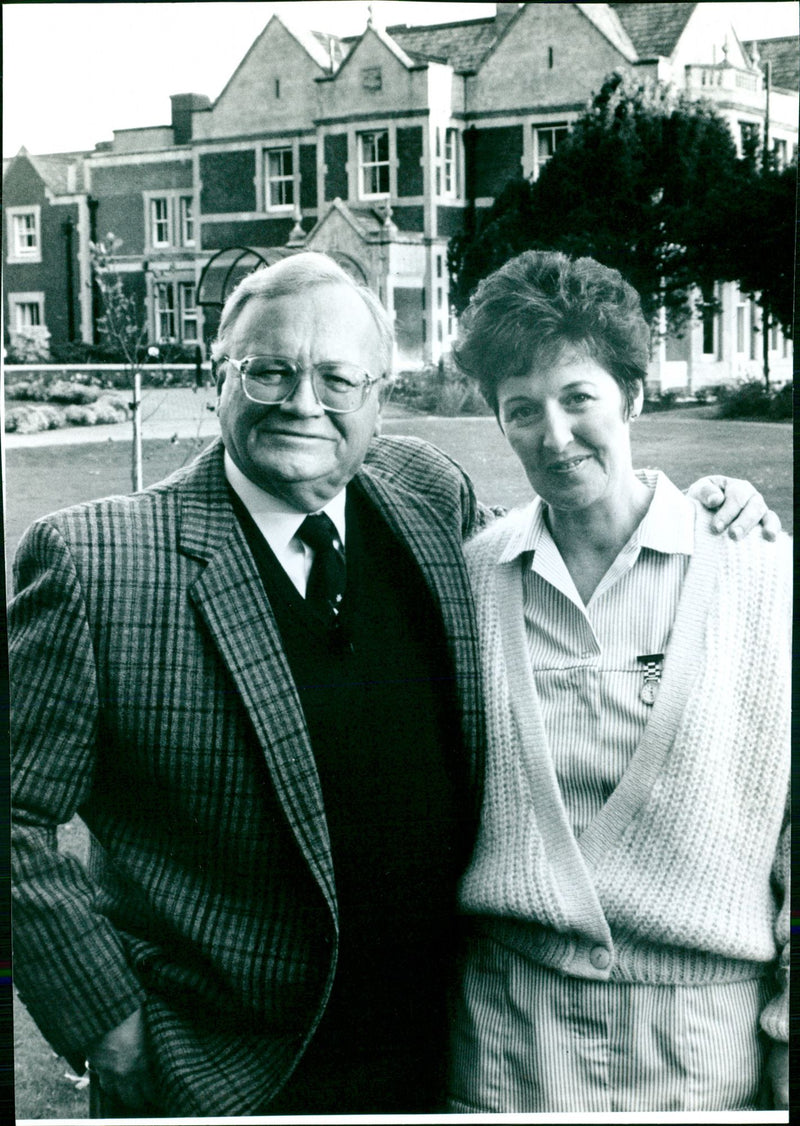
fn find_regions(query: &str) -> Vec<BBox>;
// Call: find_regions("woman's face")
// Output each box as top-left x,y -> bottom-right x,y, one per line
496,353 -> 643,515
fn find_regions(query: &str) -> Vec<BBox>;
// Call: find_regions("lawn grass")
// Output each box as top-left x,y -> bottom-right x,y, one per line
6,409 -> 792,1119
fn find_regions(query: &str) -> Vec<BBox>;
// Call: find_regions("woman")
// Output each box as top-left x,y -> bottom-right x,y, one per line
448,251 -> 790,1112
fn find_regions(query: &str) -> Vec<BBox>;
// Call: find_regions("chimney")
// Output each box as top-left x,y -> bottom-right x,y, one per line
496,3 -> 520,36
170,93 -> 211,145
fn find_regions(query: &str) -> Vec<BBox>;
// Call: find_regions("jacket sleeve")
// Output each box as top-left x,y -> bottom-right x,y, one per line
11,517 -> 145,1073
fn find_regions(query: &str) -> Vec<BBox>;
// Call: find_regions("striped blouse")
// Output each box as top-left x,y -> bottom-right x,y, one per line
498,470 -> 693,836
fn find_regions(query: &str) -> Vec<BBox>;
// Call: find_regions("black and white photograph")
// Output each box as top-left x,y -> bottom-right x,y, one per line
4,2 -> 795,1121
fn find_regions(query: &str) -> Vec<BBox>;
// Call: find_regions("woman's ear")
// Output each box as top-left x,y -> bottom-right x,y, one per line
629,382 -> 644,420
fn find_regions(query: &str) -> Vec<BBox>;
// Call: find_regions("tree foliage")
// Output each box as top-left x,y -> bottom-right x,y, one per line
449,72 -> 795,339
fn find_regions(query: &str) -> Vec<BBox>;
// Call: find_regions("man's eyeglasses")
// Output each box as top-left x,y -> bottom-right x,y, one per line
222,354 -> 383,414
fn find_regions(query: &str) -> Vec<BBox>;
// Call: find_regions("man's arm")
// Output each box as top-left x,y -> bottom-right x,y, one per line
687,475 -> 780,540
11,517 -> 146,1075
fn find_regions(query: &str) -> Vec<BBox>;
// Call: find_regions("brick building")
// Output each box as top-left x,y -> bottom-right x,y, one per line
3,2 -> 796,384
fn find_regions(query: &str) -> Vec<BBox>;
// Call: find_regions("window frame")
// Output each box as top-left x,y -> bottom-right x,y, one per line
264,147 -> 295,212
358,129 -> 391,199
443,128 -> 459,198
532,123 -> 570,180
179,196 -> 195,247
8,291 -> 45,330
7,206 -> 42,263
179,281 -> 199,343
154,280 -> 177,341
150,197 -> 171,249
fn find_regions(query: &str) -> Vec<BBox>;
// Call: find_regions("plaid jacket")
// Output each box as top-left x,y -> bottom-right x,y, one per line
10,436 -> 486,1116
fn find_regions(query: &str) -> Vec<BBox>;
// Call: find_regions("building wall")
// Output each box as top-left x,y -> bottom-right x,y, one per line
467,2 -> 628,114
3,157 -> 83,348
192,17 -> 325,141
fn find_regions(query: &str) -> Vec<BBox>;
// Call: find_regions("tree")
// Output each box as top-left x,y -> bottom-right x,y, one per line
724,148 -> 796,386
89,235 -> 148,491
449,73 -> 748,336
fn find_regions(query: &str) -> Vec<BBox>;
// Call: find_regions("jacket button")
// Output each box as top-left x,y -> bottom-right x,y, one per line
590,946 -> 611,970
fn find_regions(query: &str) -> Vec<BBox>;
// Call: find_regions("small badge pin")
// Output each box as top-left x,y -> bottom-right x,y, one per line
636,653 -> 664,706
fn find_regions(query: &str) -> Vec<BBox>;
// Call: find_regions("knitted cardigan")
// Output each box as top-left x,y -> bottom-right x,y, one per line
459,496 -> 791,1043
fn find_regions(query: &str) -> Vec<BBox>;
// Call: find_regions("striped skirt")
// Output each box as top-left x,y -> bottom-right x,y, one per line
448,932 -> 770,1112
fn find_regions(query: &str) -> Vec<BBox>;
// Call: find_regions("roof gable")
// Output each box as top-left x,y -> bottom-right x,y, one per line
609,1 -> 697,59
213,14 -> 330,108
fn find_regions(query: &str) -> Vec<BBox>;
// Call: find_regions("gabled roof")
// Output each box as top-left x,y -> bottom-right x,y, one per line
380,17 -> 498,73
744,37 -> 800,91
608,2 -> 697,59
575,3 -> 637,62
6,147 -> 88,193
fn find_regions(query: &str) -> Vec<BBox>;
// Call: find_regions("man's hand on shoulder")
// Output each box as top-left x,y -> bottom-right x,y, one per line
688,475 -> 781,541
86,1006 -> 155,1109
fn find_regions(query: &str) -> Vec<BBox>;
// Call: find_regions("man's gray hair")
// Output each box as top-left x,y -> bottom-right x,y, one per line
211,251 -> 394,374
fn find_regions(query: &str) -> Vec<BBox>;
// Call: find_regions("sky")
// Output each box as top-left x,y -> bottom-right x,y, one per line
3,1 -> 798,157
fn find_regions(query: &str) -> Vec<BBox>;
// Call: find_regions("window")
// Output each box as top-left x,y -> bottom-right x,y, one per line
736,303 -> 746,353
738,121 -> 760,158
443,129 -> 459,196
265,148 -> 294,210
151,198 -> 170,247
359,130 -> 390,197
8,292 -> 45,329
180,196 -> 195,246
179,283 -> 198,342
153,280 -> 198,343
146,193 -> 194,249
155,282 -> 176,340
700,286 -> 717,356
773,138 -> 788,169
533,124 -> 569,179
7,207 -> 42,263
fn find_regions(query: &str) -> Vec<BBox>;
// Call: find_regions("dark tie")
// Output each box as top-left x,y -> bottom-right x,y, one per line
297,513 -> 346,623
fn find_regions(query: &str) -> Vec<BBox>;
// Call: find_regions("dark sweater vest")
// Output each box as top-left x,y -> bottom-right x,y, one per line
230,483 -> 471,1112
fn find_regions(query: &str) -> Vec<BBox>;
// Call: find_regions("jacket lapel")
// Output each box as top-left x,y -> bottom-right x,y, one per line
177,443 -> 336,918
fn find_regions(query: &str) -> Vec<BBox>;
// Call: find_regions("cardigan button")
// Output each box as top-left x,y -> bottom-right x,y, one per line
590,946 -> 611,970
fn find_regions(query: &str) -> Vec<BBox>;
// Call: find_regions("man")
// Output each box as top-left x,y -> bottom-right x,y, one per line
10,252 -> 777,1117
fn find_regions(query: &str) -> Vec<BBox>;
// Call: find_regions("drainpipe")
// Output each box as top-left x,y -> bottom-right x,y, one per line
87,195 -> 101,343
63,216 -> 76,341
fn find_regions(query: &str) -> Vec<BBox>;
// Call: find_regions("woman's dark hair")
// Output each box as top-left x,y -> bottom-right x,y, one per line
453,250 -> 650,416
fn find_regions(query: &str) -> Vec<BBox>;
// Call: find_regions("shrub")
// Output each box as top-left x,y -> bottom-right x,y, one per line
5,404 -> 63,433
47,380 -> 102,405
716,380 -> 771,419
391,362 -> 490,416
768,382 -> 793,420
7,327 -> 51,363
62,404 -> 96,425
91,395 -> 131,423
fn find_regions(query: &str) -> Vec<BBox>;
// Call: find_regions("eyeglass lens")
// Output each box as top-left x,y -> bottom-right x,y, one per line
242,357 -> 371,411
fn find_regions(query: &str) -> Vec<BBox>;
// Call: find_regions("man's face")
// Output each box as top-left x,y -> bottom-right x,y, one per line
217,283 -> 385,511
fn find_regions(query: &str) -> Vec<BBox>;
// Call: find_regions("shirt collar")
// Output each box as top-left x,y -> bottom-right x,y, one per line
223,450 -> 347,556
498,469 -> 694,566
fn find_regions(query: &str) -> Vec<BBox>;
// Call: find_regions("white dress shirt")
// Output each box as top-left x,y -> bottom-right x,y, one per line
224,451 -> 346,597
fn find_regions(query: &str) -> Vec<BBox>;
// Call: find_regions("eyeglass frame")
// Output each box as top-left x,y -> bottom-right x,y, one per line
221,353 -> 385,415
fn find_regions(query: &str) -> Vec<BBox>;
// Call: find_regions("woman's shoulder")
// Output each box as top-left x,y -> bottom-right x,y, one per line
465,501 -> 539,564
692,505 -> 792,594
